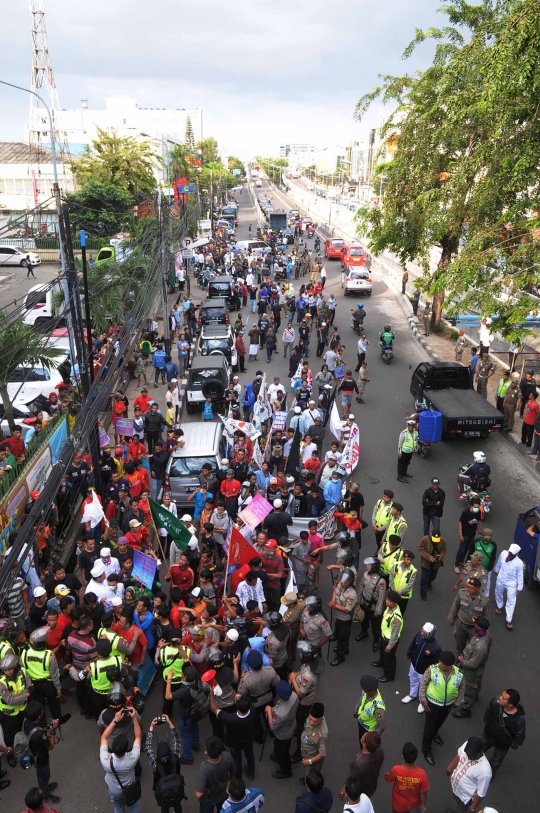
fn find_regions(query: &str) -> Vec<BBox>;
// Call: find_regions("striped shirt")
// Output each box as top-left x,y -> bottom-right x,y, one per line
221,788 -> 265,813
7,577 -> 26,619
66,630 -> 97,670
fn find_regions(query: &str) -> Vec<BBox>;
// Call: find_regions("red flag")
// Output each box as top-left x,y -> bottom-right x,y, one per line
228,527 -> 258,568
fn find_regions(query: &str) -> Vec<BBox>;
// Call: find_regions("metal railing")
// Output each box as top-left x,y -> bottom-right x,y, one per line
0,413 -> 64,501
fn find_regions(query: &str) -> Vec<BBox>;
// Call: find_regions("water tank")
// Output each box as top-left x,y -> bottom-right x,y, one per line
419,409 -> 443,443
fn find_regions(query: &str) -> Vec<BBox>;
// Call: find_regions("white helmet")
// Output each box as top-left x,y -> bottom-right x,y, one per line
473,451 -> 486,464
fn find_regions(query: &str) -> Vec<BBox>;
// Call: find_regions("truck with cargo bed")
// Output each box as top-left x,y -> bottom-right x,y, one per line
268,212 -> 288,232
410,361 -> 503,438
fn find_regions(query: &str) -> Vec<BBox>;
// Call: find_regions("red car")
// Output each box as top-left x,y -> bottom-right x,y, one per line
324,238 -> 346,259
341,244 -> 370,268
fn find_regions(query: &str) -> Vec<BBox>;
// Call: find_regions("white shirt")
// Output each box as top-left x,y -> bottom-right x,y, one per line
236,577 -> 266,612
100,556 -> 121,577
302,441 -> 317,463
320,266 -> 327,278
357,337 -> 369,353
246,273 -> 254,286
85,578 -> 111,605
494,551 -> 524,588
325,449 -> 343,463
451,743 -> 492,803
342,796 -> 374,813
479,324 -> 493,346
268,383 -> 286,401
304,407 -> 321,425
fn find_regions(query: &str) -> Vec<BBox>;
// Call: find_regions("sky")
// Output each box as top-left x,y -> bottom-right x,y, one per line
0,0 -> 444,160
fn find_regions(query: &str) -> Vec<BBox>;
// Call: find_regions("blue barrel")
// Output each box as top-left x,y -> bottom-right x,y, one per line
419,409 -> 443,442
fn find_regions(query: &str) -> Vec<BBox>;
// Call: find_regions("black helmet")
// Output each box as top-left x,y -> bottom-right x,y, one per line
267,611 -> 282,629
232,617 -> 250,636
297,641 -> 325,675
334,531 -> 352,547
336,547 -> 355,567
340,567 -> 356,585
108,681 -> 126,710
384,324 -> 391,331
526,368 -> 534,376
305,596 -> 322,614
208,651 -> 226,669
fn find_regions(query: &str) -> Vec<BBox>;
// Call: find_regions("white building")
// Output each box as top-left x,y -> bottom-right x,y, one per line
0,142 -> 76,212
25,97 -> 204,156
279,143 -> 319,169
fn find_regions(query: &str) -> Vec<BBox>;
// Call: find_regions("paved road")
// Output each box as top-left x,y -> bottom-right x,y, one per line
2,190 -> 538,812
0,260 -> 59,314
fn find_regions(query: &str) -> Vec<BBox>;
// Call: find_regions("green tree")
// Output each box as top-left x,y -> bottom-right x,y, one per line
74,128 -> 157,198
227,156 -> 245,175
66,181 -> 134,237
184,117 -> 196,152
197,137 -> 220,165
168,145 -> 194,182
0,316 -> 64,430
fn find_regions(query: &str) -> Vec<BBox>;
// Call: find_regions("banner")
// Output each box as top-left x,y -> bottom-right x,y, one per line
272,410 -> 288,432
285,426 -> 301,476
132,549 -> 158,589
220,415 -> 261,441
252,440 -> 265,470
82,491 -> 105,529
341,423 -> 360,474
149,498 -> 193,551
237,492 -> 273,530
317,507 -> 338,539
115,418 -> 134,437
48,417 -> 68,463
227,526 -> 259,569
329,401 -> 344,441
137,654 -> 157,695
279,564 -> 298,616
99,426 -> 110,448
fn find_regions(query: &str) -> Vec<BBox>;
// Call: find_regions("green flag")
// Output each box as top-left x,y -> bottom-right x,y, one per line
149,498 -> 193,551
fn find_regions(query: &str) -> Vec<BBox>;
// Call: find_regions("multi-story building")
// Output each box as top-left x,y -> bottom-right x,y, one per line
0,141 -> 75,212
279,143 -> 319,168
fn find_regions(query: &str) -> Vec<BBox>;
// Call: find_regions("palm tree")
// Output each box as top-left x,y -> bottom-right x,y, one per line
0,314 -> 65,430
169,145 -> 193,183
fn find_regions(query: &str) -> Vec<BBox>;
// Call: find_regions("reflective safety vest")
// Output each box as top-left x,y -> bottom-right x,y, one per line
374,499 -> 392,528
0,641 -> 14,661
379,540 -> 404,575
426,665 -> 463,706
386,515 -> 407,541
392,564 -> 418,599
380,606 -> 403,642
90,655 -> 123,694
399,429 -> 418,453
98,628 -> 124,659
0,672 -> 27,715
357,689 -> 386,731
496,378 -> 511,398
20,647 -> 51,681
159,645 -> 190,683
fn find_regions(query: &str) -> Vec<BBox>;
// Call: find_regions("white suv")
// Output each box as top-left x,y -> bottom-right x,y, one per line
342,268 -> 373,296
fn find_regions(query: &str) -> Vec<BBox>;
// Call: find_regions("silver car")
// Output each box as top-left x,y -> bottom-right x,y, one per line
163,422 -> 229,506
342,267 -> 373,297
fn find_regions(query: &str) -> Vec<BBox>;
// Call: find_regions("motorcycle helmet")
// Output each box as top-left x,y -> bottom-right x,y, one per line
127,688 -> 145,714
108,682 -> 126,711
384,325 -> 391,332
29,626 -> 49,647
340,567 -> 356,586
0,652 -> 19,671
364,556 -> 380,573
336,548 -> 355,567
334,531 -> 352,547
357,303 -> 363,309
266,611 -> 282,630
526,368 -> 534,376
232,617 -> 250,637
305,596 -> 322,614
473,451 -> 486,464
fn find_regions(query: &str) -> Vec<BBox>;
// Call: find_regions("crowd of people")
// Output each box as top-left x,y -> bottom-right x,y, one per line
0,205 -> 520,813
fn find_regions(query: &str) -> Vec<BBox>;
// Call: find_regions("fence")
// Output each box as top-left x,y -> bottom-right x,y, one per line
1,237 -> 103,263
0,413 -> 64,501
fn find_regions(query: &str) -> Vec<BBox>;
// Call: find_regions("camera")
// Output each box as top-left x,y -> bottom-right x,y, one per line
121,707 -> 131,716
155,715 -> 167,724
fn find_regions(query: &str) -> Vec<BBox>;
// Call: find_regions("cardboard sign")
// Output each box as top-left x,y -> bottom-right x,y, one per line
237,492 -> 273,530
132,549 -> 157,589
115,418 -> 134,437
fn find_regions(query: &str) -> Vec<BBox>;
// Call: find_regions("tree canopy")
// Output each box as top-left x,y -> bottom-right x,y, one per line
197,137 -> 220,165
66,181 -> 134,237
74,128 -> 158,198
355,0 -> 540,334
184,116 -> 196,152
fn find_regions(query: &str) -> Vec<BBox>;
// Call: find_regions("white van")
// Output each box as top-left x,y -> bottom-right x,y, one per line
22,283 -> 64,327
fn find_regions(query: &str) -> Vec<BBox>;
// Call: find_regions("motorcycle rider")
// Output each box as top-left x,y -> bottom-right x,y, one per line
352,304 -> 366,332
379,325 -> 395,348
458,451 -> 491,497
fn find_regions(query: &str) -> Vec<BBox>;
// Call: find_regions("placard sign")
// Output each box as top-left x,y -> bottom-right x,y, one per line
132,549 -> 157,589
237,492 -> 273,530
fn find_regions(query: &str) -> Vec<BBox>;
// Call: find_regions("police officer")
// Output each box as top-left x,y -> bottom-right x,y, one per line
448,576 -> 491,654
20,628 -> 70,724
397,420 -> 418,483
354,557 -> 386,652
371,489 -> 394,546
475,356 -> 495,398
329,568 -> 357,667
0,620 -> 16,662
265,612 -> 290,680
299,597 -> 332,651
381,503 -> 408,546
453,617 -> 492,719
97,611 -> 132,658
290,641 -> 323,761
88,639 -> 123,719
281,592 -> 306,670
453,551 -> 489,594
378,533 -> 404,584
389,550 -> 417,615
354,674 -> 386,743
419,651 -> 465,765
155,631 -> 191,716
371,590 -> 403,683
495,370 -> 511,411
0,652 -> 32,760
502,373 -> 521,432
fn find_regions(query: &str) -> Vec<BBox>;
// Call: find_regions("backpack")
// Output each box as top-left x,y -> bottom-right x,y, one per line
154,761 -> 186,807
13,726 -> 41,769
295,790 -> 331,813
189,681 -> 210,719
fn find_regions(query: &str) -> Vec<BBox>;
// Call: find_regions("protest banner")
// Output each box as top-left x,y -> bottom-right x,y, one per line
341,423 -> 360,474
149,498 -> 193,551
137,654 -> 157,695
220,415 -> 261,441
317,507 -> 338,539
132,549 -> 158,589
272,410 -> 288,432
115,418 -> 134,437
237,492 -> 273,530
329,401 -> 345,441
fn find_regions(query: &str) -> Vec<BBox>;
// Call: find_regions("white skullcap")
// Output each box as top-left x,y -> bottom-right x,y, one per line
226,629 -> 239,641
100,547 -> 111,557
422,622 -> 435,633
509,543 -> 521,555
90,561 -> 105,578
111,597 -> 123,607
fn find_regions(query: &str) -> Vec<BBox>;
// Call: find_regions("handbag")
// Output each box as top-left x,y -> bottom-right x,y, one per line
109,757 -> 141,807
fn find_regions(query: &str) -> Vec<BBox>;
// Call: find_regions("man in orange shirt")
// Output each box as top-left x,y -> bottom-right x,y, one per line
133,387 -> 152,414
124,462 -> 143,499
46,607 -> 71,658
219,469 -> 241,519
114,612 -> 147,673
112,392 -> 128,445
128,434 -> 146,461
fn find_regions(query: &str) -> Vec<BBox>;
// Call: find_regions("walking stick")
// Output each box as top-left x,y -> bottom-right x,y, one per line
259,716 -> 269,762
326,570 -> 336,661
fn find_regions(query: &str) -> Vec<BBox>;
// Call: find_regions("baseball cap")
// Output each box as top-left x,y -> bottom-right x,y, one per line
54,584 -> 70,596
181,514 -> 192,522
467,577 -> 482,588
129,519 -> 142,529
431,477 -> 440,484
406,419 -> 416,425
266,539 -> 278,549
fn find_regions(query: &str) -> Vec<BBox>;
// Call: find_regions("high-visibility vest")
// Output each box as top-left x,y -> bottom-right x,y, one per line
374,499 -> 392,527
380,606 -> 403,642
392,564 -> 418,599
496,378 -> 511,398
386,516 -> 407,541
20,647 -> 51,681
0,672 -> 27,715
0,641 -> 14,660
159,645 -> 190,683
426,665 -> 463,706
357,690 -> 386,731
400,430 -> 418,453
380,540 -> 404,575
89,655 -> 123,694
98,628 -> 124,659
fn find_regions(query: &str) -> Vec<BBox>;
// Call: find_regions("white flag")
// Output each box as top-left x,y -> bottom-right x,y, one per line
82,490 -> 105,529
329,401 -> 345,441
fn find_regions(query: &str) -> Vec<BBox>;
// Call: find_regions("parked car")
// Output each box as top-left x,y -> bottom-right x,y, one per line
236,240 -> 268,253
185,354 -> 230,414
207,275 -> 236,309
164,422 -> 229,505
342,268 -> 373,296
0,245 -> 41,267
6,354 -> 71,404
341,244 -> 369,269
23,283 -> 65,328
198,325 -> 238,369
198,297 -> 230,328
324,238 -> 346,259
0,394 -> 51,439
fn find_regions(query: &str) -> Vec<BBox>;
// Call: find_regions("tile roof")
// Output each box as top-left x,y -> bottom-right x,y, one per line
0,141 -> 72,164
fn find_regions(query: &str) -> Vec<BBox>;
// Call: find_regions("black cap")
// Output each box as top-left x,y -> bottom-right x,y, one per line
386,590 -> 400,603
476,617 -> 490,630
392,502 -> 403,512
383,489 -> 394,498
467,577 -> 482,588
311,702 -> 324,718
360,675 -> 379,692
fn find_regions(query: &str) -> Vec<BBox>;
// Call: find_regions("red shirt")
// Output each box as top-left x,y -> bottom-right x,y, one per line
47,614 -> 71,651
385,764 -> 430,813
523,399 -> 539,425
125,471 -> 143,498
113,623 -> 148,665
169,564 -> 195,593
5,435 -> 25,458
133,394 -> 152,414
170,604 -> 186,628
112,400 -> 127,424
105,501 -> 118,521
304,458 -> 321,474
220,478 -> 241,498
128,441 -> 146,460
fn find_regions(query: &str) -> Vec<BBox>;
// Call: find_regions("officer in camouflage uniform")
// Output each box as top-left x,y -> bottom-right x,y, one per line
453,551 -> 488,594
447,577 -> 490,654
453,617 -> 492,719
290,641 -> 323,762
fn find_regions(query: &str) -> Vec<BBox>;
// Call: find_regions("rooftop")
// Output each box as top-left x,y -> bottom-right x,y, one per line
0,141 -> 73,165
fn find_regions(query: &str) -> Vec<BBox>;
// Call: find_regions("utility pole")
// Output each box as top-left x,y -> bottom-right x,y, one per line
158,184 -> 171,355
79,229 -> 94,382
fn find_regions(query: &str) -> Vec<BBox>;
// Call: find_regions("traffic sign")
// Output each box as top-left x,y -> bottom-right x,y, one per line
182,248 -> 194,259
181,237 -> 192,248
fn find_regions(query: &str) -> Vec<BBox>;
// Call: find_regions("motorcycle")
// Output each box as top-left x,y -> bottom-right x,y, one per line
379,342 -> 394,363
314,239 -> 321,252
417,438 -> 431,458
457,466 -> 492,514
351,308 -> 366,334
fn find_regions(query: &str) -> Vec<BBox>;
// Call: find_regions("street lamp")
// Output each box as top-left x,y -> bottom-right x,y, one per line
0,78 -> 76,363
